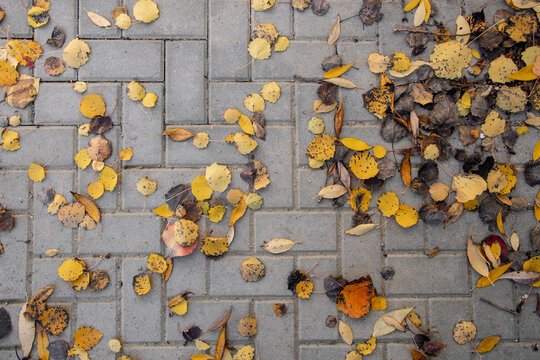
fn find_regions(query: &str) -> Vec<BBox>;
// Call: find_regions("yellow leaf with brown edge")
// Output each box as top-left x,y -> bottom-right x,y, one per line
215,325 -> 226,360
229,197 -> 247,227
24,285 -> 56,320
476,262 -> 513,288
324,63 -> 354,79
477,335 -> 501,353
119,147 -> 133,161
71,192 -> 100,223
37,329 -> 49,360
523,255 -> 540,286
162,128 -> 194,141
507,64 -> 538,81
533,139 -> 540,161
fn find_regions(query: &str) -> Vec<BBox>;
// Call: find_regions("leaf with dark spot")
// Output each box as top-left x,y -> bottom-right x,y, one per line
0,307 -> 12,339
422,341 -> 446,356
287,270 -> 309,293
182,326 -> 202,342
89,116 -> 112,135
251,112 -> 266,140
317,83 -> 338,105
46,26 -> 66,47
324,275 -> 347,303
359,0 -> 382,25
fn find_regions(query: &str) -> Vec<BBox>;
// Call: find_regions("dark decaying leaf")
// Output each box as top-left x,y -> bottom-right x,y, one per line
444,202 -> 464,227
207,307 -> 232,331
273,303 -> 288,317
334,98 -> 344,138
183,201 -> 202,222
321,54 -> 342,72
182,326 -> 202,342
377,156 -> 397,180
413,334 -> 430,350
46,26 -> 66,47
380,118 -> 408,143
380,266 -> 395,280
429,96 -> 459,127
411,177 -> 428,194
44,57 -> 66,76
524,161 -> 540,186
0,207 -> 15,232
0,307 -> 12,339
471,156 -> 494,179
419,204 -> 446,224
287,270 -> 309,294
422,341 -> 446,356
359,0 -> 382,25
48,339 -> 70,360
418,161 -> 438,181
89,116 -> 113,134
251,111 -> 266,140
324,275 -> 347,303
338,162 -> 351,195
459,125 -> 477,146
38,187 -> 56,205
405,317 -> 426,336
406,26 -> 428,48
317,83 -> 338,105
531,227 -> 540,251
165,183 -> 194,211
326,315 -> 337,328
478,196 -> 508,227
351,210 -> 372,227
502,126 -> 517,150
311,0 -> 329,16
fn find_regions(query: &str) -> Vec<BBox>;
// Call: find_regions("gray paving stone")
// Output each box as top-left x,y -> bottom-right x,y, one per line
299,345 -> 365,360
209,256 -> 294,296
165,41 -> 206,124
35,83 -> 121,125
0,0 -> 32,38
209,82 -> 292,124
0,217 -> 28,300
426,210 -> 489,251
209,0 -> 249,80
0,171 -> 29,210
252,41 -> 334,81
385,216 -> 425,251
165,250 -> 207,296
121,82 -> 164,166
298,294 -> 338,341
254,300 -> 295,360
78,214 -> 161,255
254,211 -> 338,253
33,170 -> 75,255
123,346 -> 195,359
79,41 -> 164,81
0,127 -> 76,169
123,0 -> 206,39
121,258 -> 161,343
477,342 -> 540,360
77,302 -> 117,359
297,168 -> 338,209
0,104 -> 32,126
518,290 -> 540,341
429,298 -> 474,360
78,0 -> 121,39
252,1 -> 292,37
295,1 -> 376,41
385,254 -> 469,295
165,299 -> 250,343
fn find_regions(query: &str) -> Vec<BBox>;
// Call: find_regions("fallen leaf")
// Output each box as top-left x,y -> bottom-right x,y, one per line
240,257 -> 265,282
71,192 -> 100,223
74,326 -> 103,351
19,304 -> 35,358
477,335 -> 501,353
133,0 -> 160,23
338,320 -> 354,345
328,15 -> 340,45
62,39 -> 90,69
372,307 -> 414,337
261,238 -> 298,254
345,223 -> 377,236
467,236 -> 490,279
337,276 -> 376,319
86,10 -> 111,28
453,320 -> 476,344
324,63 -> 354,78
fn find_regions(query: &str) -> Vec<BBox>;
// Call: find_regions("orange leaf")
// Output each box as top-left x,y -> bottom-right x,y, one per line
229,197 -> 247,227
401,151 -> 411,187
337,276 -> 376,319
334,98 -> 344,138
162,128 -> 195,141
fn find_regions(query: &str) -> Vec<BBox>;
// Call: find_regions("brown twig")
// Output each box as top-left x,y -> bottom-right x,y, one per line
480,297 -> 518,315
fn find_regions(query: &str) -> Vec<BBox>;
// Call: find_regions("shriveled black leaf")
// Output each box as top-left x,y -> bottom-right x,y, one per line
429,96 -> 458,127
317,83 -> 338,105
467,10 -> 487,35
470,95 -> 489,118
0,307 -> 12,339
377,156 -> 397,180
406,26 -> 428,48
182,326 -> 202,342
311,0 -> 329,16
362,176 -> 384,191
46,26 -> 66,47
380,266 -> 395,280
240,161 -> 257,184
324,275 -> 347,303
524,161 -> 540,186
38,187 -> 56,205
287,270 -> 309,293
183,201 -> 202,222
479,195 -> 509,227
251,112 -> 266,140
423,341 -> 446,356
0,209 -> 14,232
359,0 -> 382,25
380,117 -> 408,143
326,315 -> 337,327
352,210 -> 372,227
394,94 -> 415,114
531,227 -> 540,251
419,204 -> 446,224
48,340 -> 70,360
411,177 -> 428,194
413,334 -> 430,350
502,126 -> 518,150
471,156 -> 494,179
321,54 -> 342,72
165,183 -> 194,211
418,161 -> 438,181
89,116 -> 112,135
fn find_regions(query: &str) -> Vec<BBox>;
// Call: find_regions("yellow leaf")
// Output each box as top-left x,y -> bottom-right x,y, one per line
127,81 -> 146,101
452,174 -> 487,203
372,307 -> 414,337
370,296 -> 387,311
533,139 -> 540,160
173,219 -> 199,246
496,212 -> 505,235
133,0 -> 160,23
153,204 -> 174,218
0,61 -> 19,86
233,132 -> 258,154
348,187 -> 372,212
368,52 -> 391,73
191,354 -> 214,360
328,15 -> 341,45
80,94 -> 106,118
456,14 -> 470,44
74,149 -> 92,169
430,40 -> 472,79
67,346 -> 90,360
200,237 -> 229,257
73,81 -> 87,93
467,236 -> 490,279
191,175 -> 213,201
252,0 -> 276,11
47,194 -> 66,214
424,0 -> 431,22
243,93 -> 265,112
477,335 -> 501,353
27,7 -> 49,28
86,10 -> 112,28
238,114 -> 255,135
1,130 -> 20,151
6,40 -> 43,67
205,163 -> 232,193
133,272 -> 151,295
507,64 -> 538,81
414,0 -> 426,26
45,249 -> 59,257
261,238 -> 297,254
136,176 -> 157,196
142,92 -> 158,107
481,110 -> 505,137
377,191 -> 399,217
489,55 -> 518,83
324,63 -> 354,78
98,166 -> 118,191
195,339 -> 211,351
108,339 -> 122,353
119,147 -> 134,161
224,108 -> 241,124
476,262 -> 513,288
215,326 -> 227,360
338,319 -> 354,345
73,326 -> 103,351
306,134 -> 336,161
318,184 -> 347,199
37,329 -> 49,360
341,137 -> 372,151
535,190 -> 540,221
28,163 -> 46,182
87,182 -> 104,200
394,204 -> 419,228
229,197 -> 248,226
114,13 -> 131,29
429,182 -> 450,202
372,145 -> 386,158
296,280 -> 314,299
248,38 -> 271,60
58,259 -> 86,281
260,81 -> 281,103
274,36 -> 290,51
345,223 -> 378,236
62,39 -> 90,69
404,0 -> 421,11
72,192 -> 101,223
349,151 -> 379,179
208,205 -> 226,223
392,52 -> 410,71
357,336 -> 376,355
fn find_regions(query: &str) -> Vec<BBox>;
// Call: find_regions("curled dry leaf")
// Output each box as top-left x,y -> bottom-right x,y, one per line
71,192 -> 100,223
467,235 -> 490,279
372,307 -> 413,337
328,15 -> 340,45
345,223 -> 377,236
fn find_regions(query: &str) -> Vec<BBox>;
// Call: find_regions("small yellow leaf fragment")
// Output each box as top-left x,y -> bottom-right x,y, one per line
119,147 -> 134,161
476,262 -> 513,288
274,36 -> 290,51
324,63 -> 354,79
74,149 -> 92,169
193,132 -> 210,149
453,321 -> 477,345
308,117 -> 325,134
133,0 -> 160,23
74,326 -> 103,351
73,81 -> 87,93
108,339 -> 122,353
296,280 -> 314,299
133,272 -> 151,295
195,339 -> 211,351
147,253 -> 167,274
47,194 -> 66,214
136,177 -> 157,196
141,92 -> 158,107
224,108 -> 242,124
45,249 -> 60,257
370,296 -> 387,311
533,139 -> 540,160
27,6 -> 49,28
357,337 -> 376,355
372,145 -> 386,158
28,163 -> 46,182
